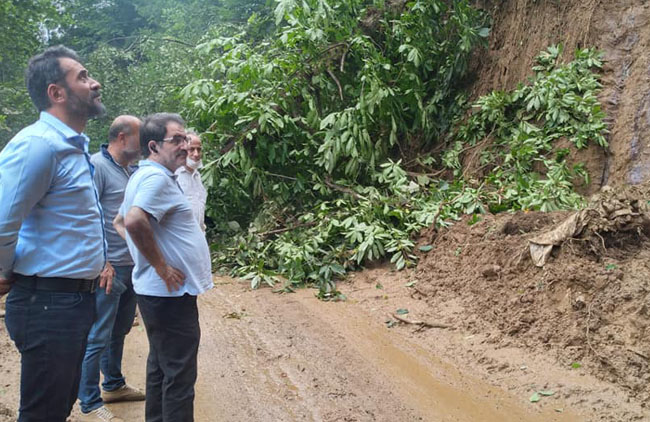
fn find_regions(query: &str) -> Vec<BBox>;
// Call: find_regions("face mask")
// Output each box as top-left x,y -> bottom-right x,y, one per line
186,157 -> 202,170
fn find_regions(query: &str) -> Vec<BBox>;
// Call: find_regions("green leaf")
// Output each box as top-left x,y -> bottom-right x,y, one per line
467,214 -> 482,225
529,392 -> 540,403
418,245 -> 433,252
395,308 -> 409,315
478,27 -> 490,38
539,391 -> 555,396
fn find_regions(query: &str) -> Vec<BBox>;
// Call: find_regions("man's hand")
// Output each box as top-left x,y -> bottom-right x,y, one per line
124,207 -> 185,293
99,262 -> 115,294
154,264 -> 185,293
0,275 -> 13,297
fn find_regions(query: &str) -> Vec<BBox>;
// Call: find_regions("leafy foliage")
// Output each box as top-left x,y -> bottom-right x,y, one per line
451,44 -> 606,211
183,2 -> 607,296
0,0 -> 609,299
0,0 -> 67,143
0,0 -> 271,150
182,0 -> 491,295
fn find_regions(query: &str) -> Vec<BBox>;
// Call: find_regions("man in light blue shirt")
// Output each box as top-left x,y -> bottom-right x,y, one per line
114,113 -> 212,422
0,46 -> 109,422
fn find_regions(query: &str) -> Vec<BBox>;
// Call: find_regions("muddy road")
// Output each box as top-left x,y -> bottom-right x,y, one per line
0,276 -> 614,421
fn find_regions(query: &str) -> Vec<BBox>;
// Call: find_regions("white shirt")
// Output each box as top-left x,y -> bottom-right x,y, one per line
175,166 -> 207,232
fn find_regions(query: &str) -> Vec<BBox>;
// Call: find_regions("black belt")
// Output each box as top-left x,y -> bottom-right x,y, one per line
14,274 -> 99,293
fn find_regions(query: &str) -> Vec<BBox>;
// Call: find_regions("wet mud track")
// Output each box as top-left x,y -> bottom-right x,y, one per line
1,276 -> 593,421
113,278 -> 584,421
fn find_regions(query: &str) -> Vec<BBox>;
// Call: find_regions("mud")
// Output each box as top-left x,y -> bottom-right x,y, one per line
0,276 -> 613,422
409,186 -> 650,421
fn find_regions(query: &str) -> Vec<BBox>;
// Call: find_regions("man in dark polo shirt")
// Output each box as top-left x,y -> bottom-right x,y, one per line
78,115 -> 145,422
0,46 -> 108,422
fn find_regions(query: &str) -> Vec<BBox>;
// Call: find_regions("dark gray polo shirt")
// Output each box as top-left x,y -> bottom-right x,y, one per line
91,144 -> 135,266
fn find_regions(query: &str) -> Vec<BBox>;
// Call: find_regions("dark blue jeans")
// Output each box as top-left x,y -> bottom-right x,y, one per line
4,284 -> 95,422
78,265 -> 137,413
137,294 -> 200,422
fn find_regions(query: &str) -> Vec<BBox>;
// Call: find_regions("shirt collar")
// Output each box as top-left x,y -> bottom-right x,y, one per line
176,166 -> 193,175
39,111 -> 90,152
176,166 -> 202,179
101,144 -> 138,173
138,159 -> 177,179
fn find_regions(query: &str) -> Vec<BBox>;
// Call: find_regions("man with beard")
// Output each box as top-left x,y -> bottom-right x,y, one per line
114,113 -> 213,422
78,115 -> 145,422
0,46 -> 109,422
175,132 -> 207,232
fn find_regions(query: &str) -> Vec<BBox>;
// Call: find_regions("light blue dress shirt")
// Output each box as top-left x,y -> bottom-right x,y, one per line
120,160 -> 213,297
0,111 -> 106,279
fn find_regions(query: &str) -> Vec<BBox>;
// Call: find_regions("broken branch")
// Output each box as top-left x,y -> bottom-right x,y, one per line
327,68 -> 344,101
389,313 -> 452,329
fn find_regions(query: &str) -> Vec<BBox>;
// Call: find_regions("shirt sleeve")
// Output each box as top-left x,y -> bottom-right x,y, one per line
0,137 -> 56,276
131,173 -> 176,222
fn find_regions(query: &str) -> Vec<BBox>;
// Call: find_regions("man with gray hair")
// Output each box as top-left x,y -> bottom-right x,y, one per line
78,115 -> 145,422
175,132 -> 207,232
0,45 -> 107,422
114,113 -> 213,422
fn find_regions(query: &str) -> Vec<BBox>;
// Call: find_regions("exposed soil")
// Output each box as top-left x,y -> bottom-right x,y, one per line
471,0 -> 650,191
2,196 -> 649,422
0,279 -> 592,422
408,185 -> 650,421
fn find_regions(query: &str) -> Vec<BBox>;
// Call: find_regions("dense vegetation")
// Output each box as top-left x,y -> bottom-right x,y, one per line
0,0 -> 266,147
0,1 -> 608,298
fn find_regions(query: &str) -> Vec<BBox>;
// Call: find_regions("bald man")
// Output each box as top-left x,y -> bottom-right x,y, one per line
78,116 -> 145,422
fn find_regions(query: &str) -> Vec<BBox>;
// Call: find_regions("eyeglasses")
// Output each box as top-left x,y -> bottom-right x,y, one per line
160,135 -> 190,146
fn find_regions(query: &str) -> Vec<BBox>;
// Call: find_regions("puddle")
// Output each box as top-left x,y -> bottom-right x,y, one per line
299,292 -> 584,422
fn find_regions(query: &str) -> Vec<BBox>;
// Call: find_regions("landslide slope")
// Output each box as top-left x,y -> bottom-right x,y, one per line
471,0 -> 650,189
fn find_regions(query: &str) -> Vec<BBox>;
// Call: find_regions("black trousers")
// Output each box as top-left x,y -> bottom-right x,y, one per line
4,285 -> 95,422
137,294 -> 200,422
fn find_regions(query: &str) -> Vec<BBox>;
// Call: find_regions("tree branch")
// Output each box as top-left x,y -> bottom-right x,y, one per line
389,313 -> 452,329
340,45 -> 349,72
406,170 -> 446,178
259,221 -> 317,238
324,176 -> 365,200
264,171 -> 297,181
106,35 -> 195,48
327,68 -> 344,101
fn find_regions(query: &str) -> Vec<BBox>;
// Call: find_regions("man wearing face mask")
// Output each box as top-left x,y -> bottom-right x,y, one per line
175,132 -> 207,232
78,115 -> 145,422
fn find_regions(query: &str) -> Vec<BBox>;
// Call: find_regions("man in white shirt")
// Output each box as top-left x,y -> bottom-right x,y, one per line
175,132 -> 207,232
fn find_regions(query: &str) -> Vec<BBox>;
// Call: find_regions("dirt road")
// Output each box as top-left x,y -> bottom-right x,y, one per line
0,276 -> 608,421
